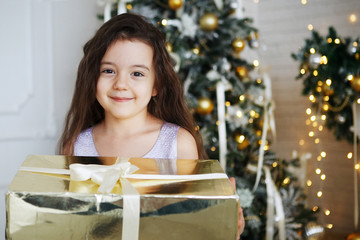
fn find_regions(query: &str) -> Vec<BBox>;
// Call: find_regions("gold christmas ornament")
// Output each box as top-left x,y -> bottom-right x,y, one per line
168,0 -> 183,10
347,233 -> 360,240
322,84 -> 334,96
165,42 -> 173,52
234,132 -> 250,150
232,38 -> 246,53
351,75 -> 360,92
236,66 -> 248,78
196,97 -> 214,115
237,138 -> 250,150
199,13 -> 219,31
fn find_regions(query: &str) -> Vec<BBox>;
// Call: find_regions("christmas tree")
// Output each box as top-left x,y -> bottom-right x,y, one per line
292,27 -> 360,143
100,0 -> 316,239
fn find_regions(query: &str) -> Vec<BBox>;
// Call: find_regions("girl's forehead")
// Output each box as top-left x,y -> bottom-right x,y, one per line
103,39 -> 154,63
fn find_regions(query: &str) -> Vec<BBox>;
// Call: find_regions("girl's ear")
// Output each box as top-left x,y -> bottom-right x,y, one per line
152,87 -> 158,97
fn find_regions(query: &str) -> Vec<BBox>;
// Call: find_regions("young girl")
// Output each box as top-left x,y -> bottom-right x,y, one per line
58,13 -> 207,160
58,13 -> 244,238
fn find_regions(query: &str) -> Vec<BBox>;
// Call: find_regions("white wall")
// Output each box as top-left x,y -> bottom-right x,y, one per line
0,0 -> 101,236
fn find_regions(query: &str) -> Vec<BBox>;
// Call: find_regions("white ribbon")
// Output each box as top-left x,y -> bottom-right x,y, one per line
252,103 -> 268,192
99,0 -> 114,22
253,69 -> 275,191
217,80 -> 227,170
117,0 -> 128,15
234,0 -> 244,19
215,77 -> 232,171
20,159 -> 229,239
353,102 -> 359,229
262,166 -> 285,240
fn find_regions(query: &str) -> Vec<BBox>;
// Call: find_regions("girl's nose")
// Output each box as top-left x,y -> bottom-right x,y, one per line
113,74 -> 129,90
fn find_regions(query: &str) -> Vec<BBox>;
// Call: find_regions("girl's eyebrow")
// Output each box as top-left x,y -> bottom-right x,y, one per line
132,64 -> 150,72
100,61 -> 150,71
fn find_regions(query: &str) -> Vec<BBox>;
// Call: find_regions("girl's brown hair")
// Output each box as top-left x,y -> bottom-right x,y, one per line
58,13 -> 207,159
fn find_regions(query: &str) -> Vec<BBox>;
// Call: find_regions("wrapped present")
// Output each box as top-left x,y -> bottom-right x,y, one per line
6,155 -> 239,240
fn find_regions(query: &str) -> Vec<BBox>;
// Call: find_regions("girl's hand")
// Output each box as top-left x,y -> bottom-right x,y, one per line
230,177 -> 245,240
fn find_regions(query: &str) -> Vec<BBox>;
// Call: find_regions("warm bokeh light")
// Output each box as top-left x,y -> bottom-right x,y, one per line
310,48 -> 316,54
321,174 -> 326,180
299,139 -> 305,146
283,177 -> 290,185
326,224 -> 333,229
348,152 -> 353,159
309,95 -> 316,102
308,24 -> 314,31
307,180 -> 312,186
309,131 -> 314,137
306,108 -> 312,115
315,168 -> 321,174
350,14 -> 357,23
161,19 -> 168,26
301,0 -> 307,5
325,209 -> 331,215
317,191 -> 323,197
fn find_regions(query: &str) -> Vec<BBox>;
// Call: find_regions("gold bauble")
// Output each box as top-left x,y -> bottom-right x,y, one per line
238,139 -> 250,150
234,133 -> 250,150
166,42 -> 173,52
196,97 -> 214,115
236,66 -> 248,78
322,84 -> 334,96
199,13 -> 219,31
232,38 -> 246,53
351,75 -> 360,92
347,233 -> 360,240
168,0 -> 183,10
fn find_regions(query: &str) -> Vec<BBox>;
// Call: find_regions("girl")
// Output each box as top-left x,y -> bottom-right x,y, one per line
58,13 -> 244,238
58,13 -> 207,160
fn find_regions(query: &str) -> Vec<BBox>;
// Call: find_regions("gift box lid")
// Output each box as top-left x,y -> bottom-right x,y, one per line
8,155 -> 237,198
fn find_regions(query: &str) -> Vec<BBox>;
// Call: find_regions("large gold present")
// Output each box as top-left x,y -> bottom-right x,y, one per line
6,155 -> 239,239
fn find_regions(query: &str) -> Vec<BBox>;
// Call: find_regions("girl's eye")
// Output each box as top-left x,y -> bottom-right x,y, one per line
101,69 -> 115,74
132,71 -> 144,77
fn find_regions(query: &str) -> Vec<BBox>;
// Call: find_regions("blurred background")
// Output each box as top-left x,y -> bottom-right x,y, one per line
1,0 -> 359,239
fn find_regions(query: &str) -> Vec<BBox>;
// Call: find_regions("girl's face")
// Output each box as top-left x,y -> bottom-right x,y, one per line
96,40 -> 157,121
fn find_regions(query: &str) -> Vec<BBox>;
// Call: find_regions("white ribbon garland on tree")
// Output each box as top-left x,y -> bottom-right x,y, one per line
98,0 -> 130,23
352,102 -> 359,230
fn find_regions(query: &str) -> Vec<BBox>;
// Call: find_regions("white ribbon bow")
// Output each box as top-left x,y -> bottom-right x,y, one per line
70,160 -> 139,194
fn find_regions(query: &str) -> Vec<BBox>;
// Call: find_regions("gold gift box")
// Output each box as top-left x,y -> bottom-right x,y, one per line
6,155 -> 239,240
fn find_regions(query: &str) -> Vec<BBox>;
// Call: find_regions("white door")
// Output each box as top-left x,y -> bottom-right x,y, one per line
0,0 -> 101,235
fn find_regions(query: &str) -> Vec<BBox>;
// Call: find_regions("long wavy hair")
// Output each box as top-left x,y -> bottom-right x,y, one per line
58,13 -> 207,159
